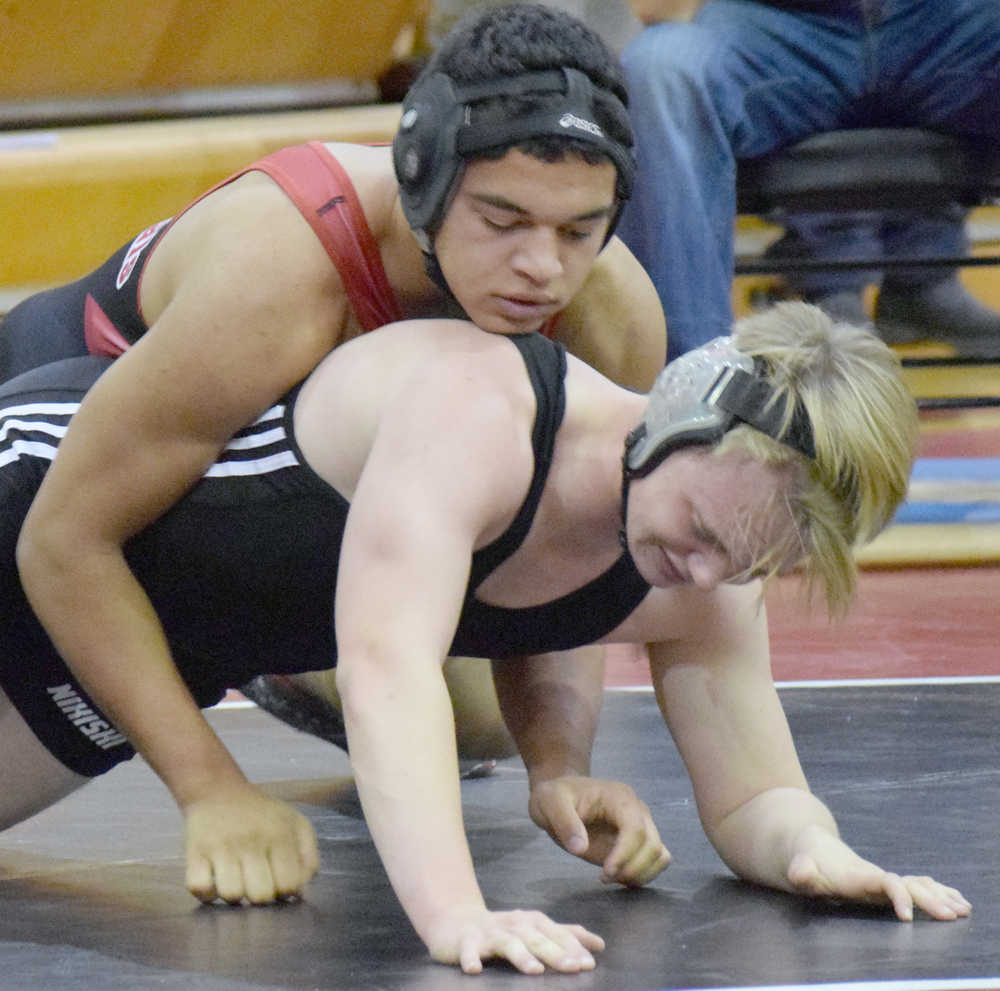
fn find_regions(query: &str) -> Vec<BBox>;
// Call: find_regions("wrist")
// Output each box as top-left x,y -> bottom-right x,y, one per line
163,745 -> 249,809
527,762 -> 590,790
413,892 -> 490,948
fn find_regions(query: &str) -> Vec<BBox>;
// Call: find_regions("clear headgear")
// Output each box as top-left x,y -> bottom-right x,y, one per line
623,336 -> 816,480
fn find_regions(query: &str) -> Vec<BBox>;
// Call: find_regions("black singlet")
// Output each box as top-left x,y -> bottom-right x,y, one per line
0,336 -> 650,775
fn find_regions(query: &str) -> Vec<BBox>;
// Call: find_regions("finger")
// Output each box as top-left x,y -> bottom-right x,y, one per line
601,815 -> 665,884
603,798 -> 669,884
509,919 -> 599,975
492,935 -> 545,976
604,808 -> 669,884
550,921 -> 605,955
934,882 -> 972,908
522,932 -> 596,973
905,876 -> 972,921
268,841 -> 305,900
487,916 -> 603,975
268,821 -> 318,899
241,852 -> 280,905
880,872 -> 914,921
598,823 -> 643,881
185,853 -> 218,904
786,852 -> 825,894
212,849 -> 250,905
458,938 -> 485,976
297,816 -> 321,879
539,796 -> 590,857
612,841 -> 672,887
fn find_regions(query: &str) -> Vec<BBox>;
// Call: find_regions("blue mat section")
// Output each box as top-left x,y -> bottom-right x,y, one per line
910,457 -> 1000,482
893,457 -> 1000,526
895,502 -> 1000,523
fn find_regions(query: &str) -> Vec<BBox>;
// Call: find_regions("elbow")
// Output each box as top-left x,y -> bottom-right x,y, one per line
334,645 -> 399,724
335,642 -> 449,734
15,498 -> 109,604
15,510 -> 57,596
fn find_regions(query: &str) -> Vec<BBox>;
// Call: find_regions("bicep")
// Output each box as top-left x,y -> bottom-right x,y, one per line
648,587 -> 808,831
335,369 -> 532,674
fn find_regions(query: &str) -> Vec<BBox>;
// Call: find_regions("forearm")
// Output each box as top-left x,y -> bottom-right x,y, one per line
492,646 -> 605,786
706,786 -> 839,892
338,656 -> 485,944
17,529 -> 246,806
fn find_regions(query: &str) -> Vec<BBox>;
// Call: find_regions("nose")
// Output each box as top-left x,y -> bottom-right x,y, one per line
512,226 -> 563,284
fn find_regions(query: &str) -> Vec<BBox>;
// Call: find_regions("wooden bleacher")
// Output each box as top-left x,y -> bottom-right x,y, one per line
0,1 -> 427,295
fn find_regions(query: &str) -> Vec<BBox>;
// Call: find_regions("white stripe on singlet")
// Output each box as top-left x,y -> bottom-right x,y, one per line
0,401 -> 300,478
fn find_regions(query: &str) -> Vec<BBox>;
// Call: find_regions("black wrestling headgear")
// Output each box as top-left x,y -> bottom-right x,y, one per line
392,66 -> 636,253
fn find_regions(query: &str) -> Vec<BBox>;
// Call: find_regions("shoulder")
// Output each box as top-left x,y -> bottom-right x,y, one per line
387,323 -> 539,428
150,143 -> 392,282
147,168 -> 339,301
303,320 -> 540,459
343,322 -> 540,536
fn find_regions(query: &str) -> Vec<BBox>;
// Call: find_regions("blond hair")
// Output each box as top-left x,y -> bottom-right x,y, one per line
716,301 -> 919,616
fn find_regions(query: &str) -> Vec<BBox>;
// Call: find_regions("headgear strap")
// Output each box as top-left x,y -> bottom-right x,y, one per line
715,365 -> 817,460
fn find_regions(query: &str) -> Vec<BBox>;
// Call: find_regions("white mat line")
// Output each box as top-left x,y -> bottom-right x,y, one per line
611,674 -> 1000,692
651,979 -> 1000,991
220,674 -> 1000,708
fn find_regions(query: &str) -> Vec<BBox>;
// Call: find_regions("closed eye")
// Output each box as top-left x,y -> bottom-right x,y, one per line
558,225 -> 596,242
692,515 -> 728,557
482,215 -> 523,233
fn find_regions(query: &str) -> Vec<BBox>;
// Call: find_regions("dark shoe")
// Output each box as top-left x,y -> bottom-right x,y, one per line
241,674 -> 349,751
875,279 -> 1000,357
240,674 -> 497,779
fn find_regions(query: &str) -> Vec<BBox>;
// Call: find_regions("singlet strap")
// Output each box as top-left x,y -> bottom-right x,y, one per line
467,334 -> 566,585
246,142 -> 404,331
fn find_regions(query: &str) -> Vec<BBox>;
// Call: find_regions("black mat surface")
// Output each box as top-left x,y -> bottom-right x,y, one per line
1,684 -> 997,990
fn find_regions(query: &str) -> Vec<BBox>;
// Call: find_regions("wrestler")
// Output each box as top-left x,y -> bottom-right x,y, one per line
4,2 -> 665,882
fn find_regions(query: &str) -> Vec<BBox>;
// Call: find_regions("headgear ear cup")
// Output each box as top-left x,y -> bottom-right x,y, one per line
392,72 -> 467,245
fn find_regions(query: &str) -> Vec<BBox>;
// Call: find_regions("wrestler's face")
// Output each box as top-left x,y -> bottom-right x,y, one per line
624,445 -> 804,591
433,148 -> 617,334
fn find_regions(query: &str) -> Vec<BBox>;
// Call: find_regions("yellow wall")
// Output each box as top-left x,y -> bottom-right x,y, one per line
1,2 -> 429,98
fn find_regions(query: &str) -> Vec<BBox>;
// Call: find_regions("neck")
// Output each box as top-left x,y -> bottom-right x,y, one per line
382,195 -> 447,316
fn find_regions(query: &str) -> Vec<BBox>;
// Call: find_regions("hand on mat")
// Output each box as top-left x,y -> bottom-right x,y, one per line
183,783 -> 320,905
528,775 -> 671,886
786,824 -> 972,921
426,903 -> 605,975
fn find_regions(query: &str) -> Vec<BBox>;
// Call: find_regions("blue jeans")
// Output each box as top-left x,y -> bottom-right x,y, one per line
617,0 -> 1000,358
761,205 -> 968,299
